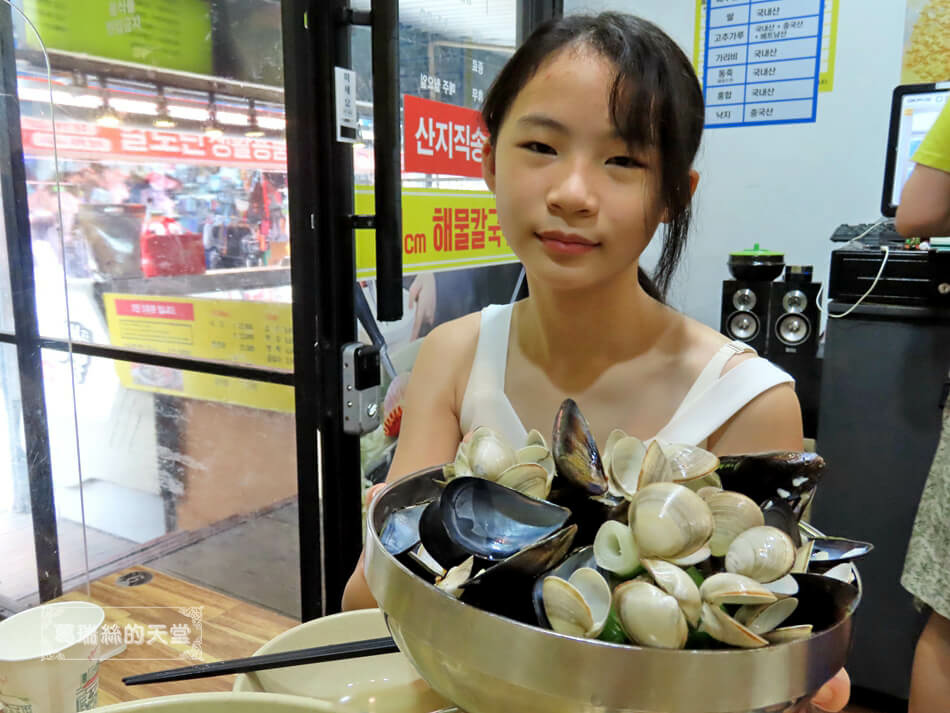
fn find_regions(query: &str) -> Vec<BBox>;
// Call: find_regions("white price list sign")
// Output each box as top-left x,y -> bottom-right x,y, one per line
703,0 -> 825,128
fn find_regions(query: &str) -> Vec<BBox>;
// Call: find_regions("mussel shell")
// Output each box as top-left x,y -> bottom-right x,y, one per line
780,572 -> 860,632
379,501 -> 430,556
460,524 -> 578,624
717,451 -> 824,522
807,536 -> 874,571
552,398 -> 608,496
761,501 -> 802,547
420,476 -> 572,570
547,488 -> 627,548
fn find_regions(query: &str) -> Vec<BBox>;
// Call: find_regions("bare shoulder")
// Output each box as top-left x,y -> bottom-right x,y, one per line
668,310 -> 802,454
384,310 -> 482,482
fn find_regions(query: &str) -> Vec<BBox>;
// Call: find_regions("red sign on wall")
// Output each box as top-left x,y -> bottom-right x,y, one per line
114,298 -> 196,321
403,95 -> 488,179
20,117 -> 287,171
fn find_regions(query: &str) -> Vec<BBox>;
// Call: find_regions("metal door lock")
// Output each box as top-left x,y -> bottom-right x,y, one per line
342,342 -> 381,435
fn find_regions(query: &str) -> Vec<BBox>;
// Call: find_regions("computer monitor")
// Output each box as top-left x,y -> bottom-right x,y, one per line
881,82 -> 950,217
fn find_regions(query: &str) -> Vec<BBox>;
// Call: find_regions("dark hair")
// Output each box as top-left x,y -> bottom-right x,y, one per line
481,13 -> 705,301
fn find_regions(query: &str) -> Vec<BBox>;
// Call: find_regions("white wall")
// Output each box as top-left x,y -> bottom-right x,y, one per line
565,0 -> 909,330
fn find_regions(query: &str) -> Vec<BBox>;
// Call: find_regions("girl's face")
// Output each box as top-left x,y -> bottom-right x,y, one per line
483,47 -> 667,293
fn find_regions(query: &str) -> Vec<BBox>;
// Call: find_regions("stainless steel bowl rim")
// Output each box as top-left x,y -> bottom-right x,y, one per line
365,467 -> 862,713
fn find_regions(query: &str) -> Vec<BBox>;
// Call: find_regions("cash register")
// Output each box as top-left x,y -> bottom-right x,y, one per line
827,83 -> 950,307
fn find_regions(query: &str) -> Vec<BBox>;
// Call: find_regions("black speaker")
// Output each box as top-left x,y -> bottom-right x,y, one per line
767,279 -> 820,359
721,280 -> 772,353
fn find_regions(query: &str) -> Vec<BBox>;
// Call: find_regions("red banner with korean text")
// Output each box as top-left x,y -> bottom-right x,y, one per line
20,117 -> 287,171
403,95 -> 488,179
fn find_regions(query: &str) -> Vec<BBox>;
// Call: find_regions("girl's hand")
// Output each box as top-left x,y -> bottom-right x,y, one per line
810,668 -> 850,711
364,482 -> 387,509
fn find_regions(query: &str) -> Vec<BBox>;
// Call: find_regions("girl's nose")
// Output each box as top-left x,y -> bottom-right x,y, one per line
546,162 -> 598,217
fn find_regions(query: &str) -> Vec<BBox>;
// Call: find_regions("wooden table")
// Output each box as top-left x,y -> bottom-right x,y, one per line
54,565 -> 298,706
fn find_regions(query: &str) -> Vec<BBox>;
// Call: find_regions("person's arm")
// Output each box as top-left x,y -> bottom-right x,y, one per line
341,315 -> 477,610
896,163 -> 950,239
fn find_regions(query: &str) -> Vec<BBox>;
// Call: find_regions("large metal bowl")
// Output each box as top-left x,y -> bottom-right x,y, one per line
365,467 -> 861,713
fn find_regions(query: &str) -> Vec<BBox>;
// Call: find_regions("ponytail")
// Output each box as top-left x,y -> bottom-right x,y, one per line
637,266 -> 664,303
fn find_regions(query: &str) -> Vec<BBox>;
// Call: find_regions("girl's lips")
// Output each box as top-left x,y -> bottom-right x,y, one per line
535,232 -> 600,255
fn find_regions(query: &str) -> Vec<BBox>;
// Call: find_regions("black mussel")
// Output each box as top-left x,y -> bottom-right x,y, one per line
460,524 -> 578,624
552,398 -> 608,497
808,536 -> 874,572
380,502 -> 430,556
762,501 -> 802,547
717,451 -> 824,521
781,572 -> 860,632
420,476 -> 572,570
547,489 -> 627,548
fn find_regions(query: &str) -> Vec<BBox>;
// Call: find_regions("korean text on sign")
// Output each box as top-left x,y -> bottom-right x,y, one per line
404,94 -> 488,179
703,0 -> 825,128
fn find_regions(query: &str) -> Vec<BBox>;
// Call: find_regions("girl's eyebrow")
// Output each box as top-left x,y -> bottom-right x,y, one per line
516,113 -> 624,141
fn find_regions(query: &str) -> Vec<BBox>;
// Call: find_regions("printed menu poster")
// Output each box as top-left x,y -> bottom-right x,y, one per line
902,0 -> 950,82
694,0 -> 838,93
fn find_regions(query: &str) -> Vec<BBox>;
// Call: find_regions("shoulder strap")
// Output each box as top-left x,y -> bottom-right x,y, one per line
460,304 -> 514,432
656,357 -> 793,446
669,340 -> 756,423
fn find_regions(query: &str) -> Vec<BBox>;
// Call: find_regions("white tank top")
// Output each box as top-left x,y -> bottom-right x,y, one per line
459,303 -> 795,448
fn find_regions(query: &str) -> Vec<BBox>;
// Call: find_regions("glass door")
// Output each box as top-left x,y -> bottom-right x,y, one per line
302,0 -> 547,613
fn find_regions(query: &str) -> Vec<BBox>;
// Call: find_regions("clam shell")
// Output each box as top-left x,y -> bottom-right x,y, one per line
700,572 -> 778,606
641,558 -> 701,627
541,567 -> 611,638
696,486 -> 723,501
725,525 -> 797,583
706,490 -> 765,557
552,399 -> 608,496
735,597 -> 799,635
792,539 -> 814,574
628,482 -> 714,561
524,429 -> 548,449
516,444 -> 556,482
468,426 -> 517,480
593,520 -> 641,577
669,545 -> 711,567
657,440 -> 720,482
608,435 -> 647,499
436,556 -> 474,598
763,574 -> 800,597
496,462 -> 553,500
764,624 -> 813,644
614,580 -> 688,649
699,601 -> 769,648
637,440 -> 676,491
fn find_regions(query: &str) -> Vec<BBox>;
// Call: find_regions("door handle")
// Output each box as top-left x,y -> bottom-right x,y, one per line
370,0 -> 403,322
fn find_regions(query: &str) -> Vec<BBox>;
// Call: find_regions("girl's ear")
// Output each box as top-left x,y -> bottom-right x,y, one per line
481,141 -> 496,192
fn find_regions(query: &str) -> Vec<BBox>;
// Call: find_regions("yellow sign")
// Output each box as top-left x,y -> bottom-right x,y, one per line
103,294 -> 294,412
902,0 -> 950,83
354,186 -> 518,280
692,0 -> 839,93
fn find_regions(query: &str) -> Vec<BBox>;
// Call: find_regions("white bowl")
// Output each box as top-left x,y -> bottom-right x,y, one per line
93,691 -> 357,713
232,609 -> 449,713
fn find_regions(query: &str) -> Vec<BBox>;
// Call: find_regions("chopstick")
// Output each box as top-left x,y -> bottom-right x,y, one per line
122,636 -> 398,686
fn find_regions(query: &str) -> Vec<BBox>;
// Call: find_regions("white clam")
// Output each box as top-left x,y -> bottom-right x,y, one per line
614,580 -> 688,649
641,558 -> 701,627
657,440 -> 721,482
516,443 -> 555,480
696,486 -> 723,501
764,624 -> 813,643
593,520 -> 641,577
629,482 -> 714,561
495,462 -> 552,500
699,601 -> 768,648
700,572 -> 778,606
706,490 -> 765,557
524,429 -> 547,449
608,435 -> 648,498
735,597 -> 799,635
542,567 -> 611,639
763,574 -> 800,597
792,539 -> 815,573
669,545 -> 711,567
467,426 -> 517,479
725,526 -> 797,583
637,440 -> 676,491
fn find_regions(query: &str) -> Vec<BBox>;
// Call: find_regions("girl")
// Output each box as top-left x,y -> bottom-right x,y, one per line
343,12 -> 849,711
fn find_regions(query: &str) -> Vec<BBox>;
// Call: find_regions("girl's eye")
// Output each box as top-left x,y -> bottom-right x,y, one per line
520,141 -> 556,155
606,156 -> 643,168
